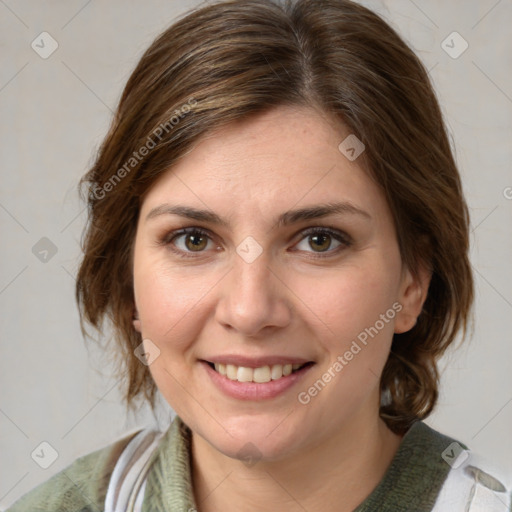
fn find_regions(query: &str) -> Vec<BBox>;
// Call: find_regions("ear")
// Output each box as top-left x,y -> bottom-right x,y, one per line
394,263 -> 432,334
133,307 -> 141,333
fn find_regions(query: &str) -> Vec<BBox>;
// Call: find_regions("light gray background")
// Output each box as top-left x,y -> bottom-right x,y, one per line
1,0 -> 511,508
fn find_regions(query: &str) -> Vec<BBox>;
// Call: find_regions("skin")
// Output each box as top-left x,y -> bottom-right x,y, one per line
132,105 -> 430,511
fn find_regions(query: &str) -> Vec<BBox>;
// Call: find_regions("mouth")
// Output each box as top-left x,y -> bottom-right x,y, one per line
203,361 -> 315,383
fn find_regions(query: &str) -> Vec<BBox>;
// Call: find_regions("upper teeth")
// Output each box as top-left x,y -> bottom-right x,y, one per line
214,363 -> 303,383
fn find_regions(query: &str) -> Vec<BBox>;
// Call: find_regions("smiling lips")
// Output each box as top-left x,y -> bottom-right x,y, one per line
213,362 -> 306,383
203,358 -> 315,400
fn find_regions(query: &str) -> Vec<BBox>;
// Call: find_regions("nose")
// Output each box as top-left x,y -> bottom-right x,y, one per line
215,253 -> 292,337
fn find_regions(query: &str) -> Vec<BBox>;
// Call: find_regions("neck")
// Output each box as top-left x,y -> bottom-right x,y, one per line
190,410 -> 403,512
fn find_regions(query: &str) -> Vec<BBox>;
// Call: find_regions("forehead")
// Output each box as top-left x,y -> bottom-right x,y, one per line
140,106 -> 385,220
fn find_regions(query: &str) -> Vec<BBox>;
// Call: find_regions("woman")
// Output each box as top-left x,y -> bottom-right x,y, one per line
7,0 -> 511,510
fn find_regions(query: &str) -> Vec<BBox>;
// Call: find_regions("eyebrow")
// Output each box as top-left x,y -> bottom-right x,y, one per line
145,201 -> 372,227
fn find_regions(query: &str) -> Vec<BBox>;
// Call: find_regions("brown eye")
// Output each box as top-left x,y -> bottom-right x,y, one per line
170,229 -> 214,254
184,233 -> 208,251
309,233 -> 332,252
294,228 -> 350,257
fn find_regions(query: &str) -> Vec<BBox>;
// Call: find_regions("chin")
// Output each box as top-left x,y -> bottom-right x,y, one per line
198,413 -> 308,463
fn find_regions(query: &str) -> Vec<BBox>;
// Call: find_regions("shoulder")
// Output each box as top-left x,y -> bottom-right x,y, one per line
433,447 -> 512,511
6,431 -> 139,512
419,423 -> 512,511
360,420 -> 512,511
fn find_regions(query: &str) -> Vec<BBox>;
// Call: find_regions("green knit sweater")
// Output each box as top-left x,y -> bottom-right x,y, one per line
6,417 -> 462,511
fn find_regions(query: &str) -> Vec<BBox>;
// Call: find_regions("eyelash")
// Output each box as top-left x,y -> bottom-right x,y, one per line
159,226 -> 352,260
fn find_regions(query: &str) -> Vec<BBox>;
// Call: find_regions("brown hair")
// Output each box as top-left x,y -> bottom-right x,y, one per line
76,0 -> 473,434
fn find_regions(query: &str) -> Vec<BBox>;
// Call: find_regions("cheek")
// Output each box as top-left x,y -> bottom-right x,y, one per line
292,261 -> 400,343
133,255 -> 216,348
291,266 -> 400,420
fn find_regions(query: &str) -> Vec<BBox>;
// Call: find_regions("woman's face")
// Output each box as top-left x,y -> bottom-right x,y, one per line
132,106 -> 426,461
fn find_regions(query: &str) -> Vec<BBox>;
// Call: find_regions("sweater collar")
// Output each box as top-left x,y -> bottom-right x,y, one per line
142,416 -> 195,512
142,416 -> 456,511
353,420 -> 456,511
